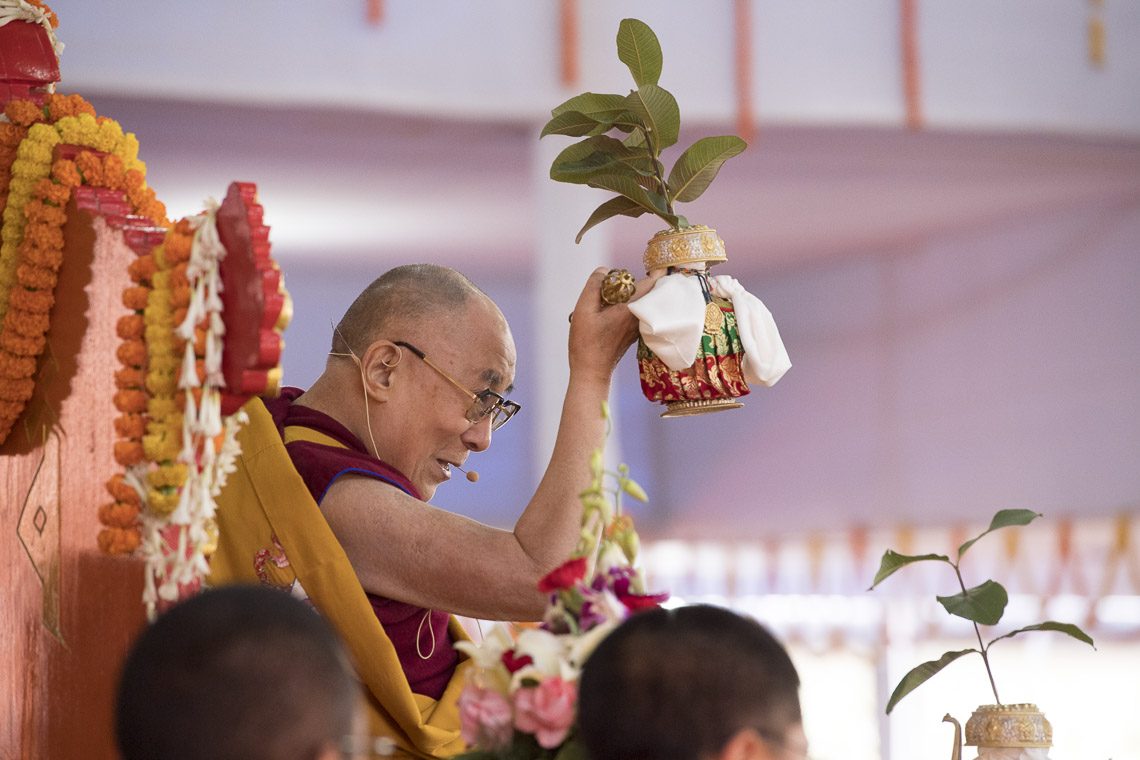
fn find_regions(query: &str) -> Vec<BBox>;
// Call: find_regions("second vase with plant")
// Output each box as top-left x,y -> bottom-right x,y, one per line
870,509 -> 1096,759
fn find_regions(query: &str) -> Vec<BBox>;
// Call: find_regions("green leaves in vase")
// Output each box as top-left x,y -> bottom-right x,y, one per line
541,18 -> 747,243
868,509 -> 1096,714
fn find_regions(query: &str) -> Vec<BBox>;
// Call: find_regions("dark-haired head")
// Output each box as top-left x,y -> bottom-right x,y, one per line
578,604 -> 804,760
116,585 -> 360,760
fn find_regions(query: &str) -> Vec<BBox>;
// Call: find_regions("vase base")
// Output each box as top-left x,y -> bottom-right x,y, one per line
661,398 -> 744,417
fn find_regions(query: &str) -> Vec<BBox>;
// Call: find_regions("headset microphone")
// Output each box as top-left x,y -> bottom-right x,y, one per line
454,465 -> 479,483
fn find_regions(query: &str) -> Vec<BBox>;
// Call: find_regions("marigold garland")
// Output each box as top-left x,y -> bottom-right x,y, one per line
0,93 -> 167,445
107,207 -> 250,615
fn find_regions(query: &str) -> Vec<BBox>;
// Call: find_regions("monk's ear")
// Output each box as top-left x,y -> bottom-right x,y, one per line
717,729 -> 774,760
359,341 -> 403,399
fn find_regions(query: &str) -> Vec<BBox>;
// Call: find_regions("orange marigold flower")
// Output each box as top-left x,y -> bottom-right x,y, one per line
0,331 -> 46,356
16,263 -> 56,291
113,413 -> 147,439
113,389 -> 148,414
0,352 -> 36,379
170,286 -> 190,309
105,474 -> 142,504
99,500 -> 141,528
116,313 -> 145,340
76,152 -> 104,185
123,170 -> 145,193
33,177 -> 71,207
172,307 -> 188,326
50,159 -> 81,188
139,200 -> 168,226
0,376 -> 35,402
116,340 -> 147,368
97,527 -> 142,555
122,286 -> 149,311
102,154 -> 126,190
128,255 -> 157,283
163,235 -> 192,265
0,122 -> 25,145
23,200 -> 67,226
3,308 -> 50,338
114,366 -> 146,389
25,243 -> 64,269
47,93 -> 94,120
23,222 -> 64,251
4,99 -> 45,128
8,287 -> 54,314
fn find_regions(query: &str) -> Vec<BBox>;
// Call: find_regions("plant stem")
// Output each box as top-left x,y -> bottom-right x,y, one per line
954,563 -> 1001,705
639,126 -> 675,217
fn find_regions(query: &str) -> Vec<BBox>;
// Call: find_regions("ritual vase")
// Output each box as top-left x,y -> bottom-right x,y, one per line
635,225 -> 751,417
944,704 -> 1053,760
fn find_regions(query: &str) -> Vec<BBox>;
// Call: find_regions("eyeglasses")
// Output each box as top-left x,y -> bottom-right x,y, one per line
394,341 -> 521,431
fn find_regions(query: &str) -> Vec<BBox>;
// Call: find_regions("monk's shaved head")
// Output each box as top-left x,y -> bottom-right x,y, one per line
332,264 -> 489,355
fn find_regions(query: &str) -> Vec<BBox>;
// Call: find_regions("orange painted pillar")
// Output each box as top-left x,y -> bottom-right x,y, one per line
1,202 -> 147,759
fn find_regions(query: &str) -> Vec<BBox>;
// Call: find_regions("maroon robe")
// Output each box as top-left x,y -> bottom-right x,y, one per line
263,387 -> 458,700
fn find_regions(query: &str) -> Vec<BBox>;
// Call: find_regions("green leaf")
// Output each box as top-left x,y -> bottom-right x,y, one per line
624,130 -> 647,150
550,136 -> 657,185
937,580 -> 1008,625
886,649 -> 977,714
574,195 -> 647,243
989,621 -> 1096,649
584,173 -> 668,215
666,135 -> 747,203
868,550 -> 951,589
957,509 -> 1042,559
624,84 -> 680,152
616,18 -> 663,87
551,92 -> 628,118
540,111 -> 609,138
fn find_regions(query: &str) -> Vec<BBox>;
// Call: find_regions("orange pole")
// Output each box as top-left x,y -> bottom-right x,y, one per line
900,0 -> 923,130
734,0 -> 756,141
560,0 -> 579,87
366,0 -> 383,27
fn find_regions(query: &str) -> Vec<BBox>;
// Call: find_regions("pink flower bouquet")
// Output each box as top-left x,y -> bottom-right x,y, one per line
455,409 -> 667,759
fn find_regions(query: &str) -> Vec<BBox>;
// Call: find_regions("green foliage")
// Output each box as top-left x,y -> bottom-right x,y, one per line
541,18 -> 747,241
870,509 -> 1096,714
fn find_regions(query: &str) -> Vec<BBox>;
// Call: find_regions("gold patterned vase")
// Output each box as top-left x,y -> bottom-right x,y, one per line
967,704 -> 1052,750
947,704 -> 1053,760
637,225 -> 750,417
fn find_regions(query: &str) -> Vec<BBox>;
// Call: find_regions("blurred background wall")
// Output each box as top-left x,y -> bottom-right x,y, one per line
40,2 -> 1140,757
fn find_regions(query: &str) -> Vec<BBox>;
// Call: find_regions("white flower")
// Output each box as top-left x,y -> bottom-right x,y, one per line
568,619 -> 619,669
513,628 -> 565,677
595,542 -> 628,576
454,623 -> 514,670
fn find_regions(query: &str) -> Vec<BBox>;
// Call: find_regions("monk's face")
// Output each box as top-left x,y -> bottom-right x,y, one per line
378,296 -> 516,500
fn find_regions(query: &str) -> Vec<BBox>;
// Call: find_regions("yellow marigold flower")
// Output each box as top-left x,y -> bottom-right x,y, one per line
148,462 -> 188,489
147,488 -> 180,515
142,433 -> 180,464
147,397 -> 179,418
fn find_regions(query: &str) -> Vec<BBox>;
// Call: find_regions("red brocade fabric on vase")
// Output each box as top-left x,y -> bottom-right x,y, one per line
636,297 -> 751,405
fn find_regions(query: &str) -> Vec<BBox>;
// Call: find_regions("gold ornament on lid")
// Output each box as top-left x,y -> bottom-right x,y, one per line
642,225 -> 727,274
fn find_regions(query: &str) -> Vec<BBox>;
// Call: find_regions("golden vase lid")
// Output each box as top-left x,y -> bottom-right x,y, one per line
642,225 -> 727,273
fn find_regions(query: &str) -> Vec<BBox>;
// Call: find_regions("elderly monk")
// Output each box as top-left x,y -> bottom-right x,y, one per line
209,263 -> 647,758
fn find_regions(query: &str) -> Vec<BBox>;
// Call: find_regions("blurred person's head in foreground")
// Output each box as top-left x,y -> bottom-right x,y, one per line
116,584 -> 366,760
578,604 -> 807,760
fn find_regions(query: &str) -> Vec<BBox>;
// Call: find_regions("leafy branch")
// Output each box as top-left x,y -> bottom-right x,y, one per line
541,18 -> 746,243
868,509 -> 1095,714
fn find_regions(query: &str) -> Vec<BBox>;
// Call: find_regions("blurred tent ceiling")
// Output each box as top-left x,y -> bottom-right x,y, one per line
38,1 -> 1140,538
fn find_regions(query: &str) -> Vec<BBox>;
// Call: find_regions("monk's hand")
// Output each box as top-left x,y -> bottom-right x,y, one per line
568,267 -> 662,383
